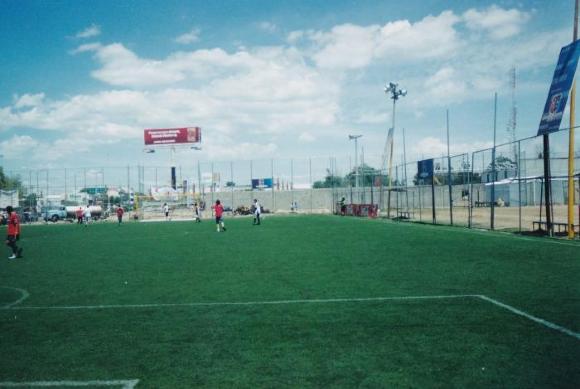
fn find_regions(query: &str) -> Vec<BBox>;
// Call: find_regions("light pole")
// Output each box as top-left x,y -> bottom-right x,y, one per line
384,82 -> 406,217
349,134 -> 362,203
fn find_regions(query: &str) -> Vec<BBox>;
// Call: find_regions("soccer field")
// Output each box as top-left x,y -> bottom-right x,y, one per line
1,215 -> 579,388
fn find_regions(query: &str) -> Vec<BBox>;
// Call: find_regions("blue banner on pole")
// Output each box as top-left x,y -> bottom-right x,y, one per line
417,159 -> 434,181
538,40 -> 580,135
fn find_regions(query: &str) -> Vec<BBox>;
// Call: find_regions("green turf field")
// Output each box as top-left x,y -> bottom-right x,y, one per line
1,215 -> 579,388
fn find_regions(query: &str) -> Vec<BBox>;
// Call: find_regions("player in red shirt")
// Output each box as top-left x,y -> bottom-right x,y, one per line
5,206 -> 22,259
116,205 -> 124,226
213,199 -> 226,232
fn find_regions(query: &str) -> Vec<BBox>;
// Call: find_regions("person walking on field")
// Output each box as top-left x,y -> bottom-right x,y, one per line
193,202 -> 201,223
116,205 -> 124,226
253,199 -> 261,225
83,205 -> 92,226
5,206 -> 23,259
75,206 -> 83,224
163,203 -> 170,221
213,200 -> 226,232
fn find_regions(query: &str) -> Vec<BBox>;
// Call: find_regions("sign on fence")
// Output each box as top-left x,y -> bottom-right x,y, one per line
252,178 -> 273,189
417,158 -> 434,181
538,40 -> 580,135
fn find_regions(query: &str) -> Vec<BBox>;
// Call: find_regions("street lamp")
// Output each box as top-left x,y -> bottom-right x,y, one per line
349,134 -> 363,202
384,82 -> 407,217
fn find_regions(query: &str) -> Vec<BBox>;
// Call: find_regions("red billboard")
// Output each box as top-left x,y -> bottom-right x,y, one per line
144,127 -> 201,146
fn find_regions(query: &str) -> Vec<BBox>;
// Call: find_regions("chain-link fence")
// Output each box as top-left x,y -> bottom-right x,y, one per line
3,127 -> 580,232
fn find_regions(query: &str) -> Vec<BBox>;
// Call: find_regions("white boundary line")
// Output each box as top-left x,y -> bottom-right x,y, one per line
1,294 -> 477,310
0,287 -> 29,308
1,294 -> 578,341
0,379 -> 139,388
476,295 -> 580,341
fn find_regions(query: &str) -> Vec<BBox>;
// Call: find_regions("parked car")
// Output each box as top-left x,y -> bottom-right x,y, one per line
42,206 -> 68,223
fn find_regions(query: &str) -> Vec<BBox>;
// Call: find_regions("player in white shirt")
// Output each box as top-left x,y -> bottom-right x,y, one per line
83,205 -> 92,226
163,203 -> 170,220
253,199 -> 261,225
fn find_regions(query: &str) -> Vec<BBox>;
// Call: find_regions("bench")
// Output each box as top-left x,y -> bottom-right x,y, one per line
532,220 -> 579,234
474,201 -> 492,207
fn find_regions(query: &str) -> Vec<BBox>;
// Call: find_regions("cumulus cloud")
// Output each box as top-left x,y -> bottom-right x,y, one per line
463,5 -> 531,40
175,28 -> 201,44
75,24 -> 101,39
13,93 -> 45,109
297,11 -> 461,70
257,22 -> 277,33
0,135 -> 41,159
410,136 -> 492,159
298,132 -> 316,143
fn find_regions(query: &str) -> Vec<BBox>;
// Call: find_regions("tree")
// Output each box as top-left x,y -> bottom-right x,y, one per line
313,169 -> 344,189
0,167 -> 24,192
225,181 -> 236,188
344,164 -> 388,187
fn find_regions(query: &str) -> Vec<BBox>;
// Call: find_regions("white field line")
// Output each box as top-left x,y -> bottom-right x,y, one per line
1,294 -> 477,310
0,287 -> 29,308
1,293 -> 578,341
0,379 -> 139,388
476,295 -> 580,341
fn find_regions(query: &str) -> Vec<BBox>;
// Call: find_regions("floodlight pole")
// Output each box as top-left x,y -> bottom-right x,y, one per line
385,82 -> 406,218
349,134 -> 363,203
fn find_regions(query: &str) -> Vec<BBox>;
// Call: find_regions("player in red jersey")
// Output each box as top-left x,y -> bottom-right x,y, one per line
116,205 -> 124,226
213,199 -> 226,232
5,206 -> 22,259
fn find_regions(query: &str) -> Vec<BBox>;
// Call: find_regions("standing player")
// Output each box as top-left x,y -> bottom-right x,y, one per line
193,202 -> 201,223
75,206 -> 83,224
253,199 -> 261,225
163,203 -> 170,221
83,205 -> 92,226
213,200 -> 226,232
5,206 -> 22,259
116,205 -> 124,226
339,197 -> 346,216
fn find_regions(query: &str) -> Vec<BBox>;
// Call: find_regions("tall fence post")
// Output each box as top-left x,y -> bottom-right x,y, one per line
309,157 -> 313,214
518,141 -> 522,232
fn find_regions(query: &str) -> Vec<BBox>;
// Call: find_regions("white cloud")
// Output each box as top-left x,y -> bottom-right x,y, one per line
356,111 -> 389,124
411,136 -> 492,159
71,43 -> 102,54
13,93 -> 45,109
300,11 -> 461,70
298,132 -> 316,143
76,24 -> 101,39
463,5 -> 531,40
257,22 -> 277,33
0,135 -> 40,159
175,28 -> 201,44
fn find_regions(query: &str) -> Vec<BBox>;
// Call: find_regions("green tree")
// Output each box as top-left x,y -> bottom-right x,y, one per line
344,164 -> 388,187
0,167 -> 24,192
313,169 -> 344,188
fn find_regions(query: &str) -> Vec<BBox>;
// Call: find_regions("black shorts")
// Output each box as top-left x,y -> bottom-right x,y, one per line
215,216 -> 222,224
6,235 -> 17,244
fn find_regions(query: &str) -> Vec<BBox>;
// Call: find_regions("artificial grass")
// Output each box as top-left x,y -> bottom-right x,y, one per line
0,215 -> 579,388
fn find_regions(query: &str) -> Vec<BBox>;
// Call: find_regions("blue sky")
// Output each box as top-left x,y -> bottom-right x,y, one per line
0,0 -> 576,172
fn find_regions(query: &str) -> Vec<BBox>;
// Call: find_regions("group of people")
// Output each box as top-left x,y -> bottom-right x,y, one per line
74,206 -> 93,226
212,198 -> 261,232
